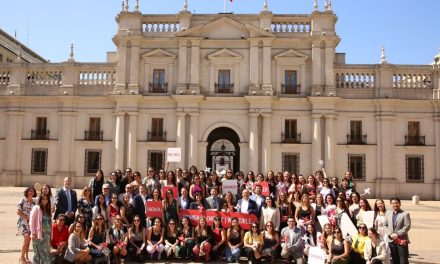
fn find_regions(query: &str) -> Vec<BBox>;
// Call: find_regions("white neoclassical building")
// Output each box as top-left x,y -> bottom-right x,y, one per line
0,1 -> 440,200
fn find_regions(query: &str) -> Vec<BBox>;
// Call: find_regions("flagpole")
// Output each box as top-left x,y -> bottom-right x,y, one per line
224,0 -> 226,13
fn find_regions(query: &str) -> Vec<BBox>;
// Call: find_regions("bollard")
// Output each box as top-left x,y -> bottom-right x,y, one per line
412,195 -> 420,205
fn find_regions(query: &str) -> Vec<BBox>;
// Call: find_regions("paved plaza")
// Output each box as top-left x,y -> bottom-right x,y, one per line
0,187 -> 439,263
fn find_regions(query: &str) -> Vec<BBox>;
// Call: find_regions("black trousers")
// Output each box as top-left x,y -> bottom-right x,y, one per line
389,242 -> 409,264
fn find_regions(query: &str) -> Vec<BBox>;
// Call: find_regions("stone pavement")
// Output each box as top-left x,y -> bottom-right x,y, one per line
1,187 -> 439,263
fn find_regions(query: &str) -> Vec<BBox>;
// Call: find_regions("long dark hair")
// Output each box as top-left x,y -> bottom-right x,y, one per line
39,194 -> 51,215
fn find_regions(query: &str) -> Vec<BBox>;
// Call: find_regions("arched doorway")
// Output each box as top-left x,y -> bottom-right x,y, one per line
206,127 -> 240,173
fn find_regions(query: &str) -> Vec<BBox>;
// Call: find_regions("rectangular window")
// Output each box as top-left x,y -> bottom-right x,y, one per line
406,155 -> 424,182
406,121 -> 424,145
86,117 -> 102,140
150,69 -> 167,93
283,70 -> 298,94
348,121 -> 365,144
216,70 -> 233,93
32,117 -> 49,139
148,118 -> 165,141
31,148 -> 47,174
283,119 -> 299,143
348,154 -> 366,181
148,150 -> 165,171
85,149 -> 101,174
282,153 -> 300,175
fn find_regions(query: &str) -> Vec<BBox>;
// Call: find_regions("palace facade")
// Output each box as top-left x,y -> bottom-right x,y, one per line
0,2 -> 439,200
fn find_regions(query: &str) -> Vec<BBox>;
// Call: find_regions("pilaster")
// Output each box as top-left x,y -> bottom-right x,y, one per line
324,114 -> 336,176
261,39 -> 273,93
190,40 -> 201,93
311,113 -> 323,172
115,112 -> 126,170
176,112 -> 187,169
177,40 -> 188,92
261,113 -> 272,173
248,113 -> 260,172
312,41 -> 323,93
127,112 -> 138,168
188,112 -> 199,167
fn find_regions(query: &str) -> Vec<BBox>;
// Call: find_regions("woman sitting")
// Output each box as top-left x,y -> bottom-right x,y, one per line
109,216 -> 128,263
210,216 -> 226,260
328,226 -> 350,264
146,217 -> 165,260
177,216 -> 195,259
164,218 -> 180,259
364,227 -> 388,264
225,217 -> 244,263
128,215 -> 146,262
243,223 -> 263,264
260,221 -> 279,264
64,222 -> 92,264
192,217 -> 212,262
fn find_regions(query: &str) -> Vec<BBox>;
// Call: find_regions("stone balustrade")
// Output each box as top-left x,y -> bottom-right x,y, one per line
271,16 -> 311,33
335,64 -> 438,99
142,15 -> 180,33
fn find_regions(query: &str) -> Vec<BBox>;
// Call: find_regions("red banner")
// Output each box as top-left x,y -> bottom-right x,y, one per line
146,201 -> 163,218
253,182 -> 270,196
178,209 -> 258,230
162,186 -> 179,198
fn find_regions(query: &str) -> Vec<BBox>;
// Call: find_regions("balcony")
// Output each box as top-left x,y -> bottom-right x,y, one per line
347,134 -> 367,145
31,130 -> 50,140
147,131 -> 167,142
84,130 -> 103,141
281,133 -> 301,143
405,135 -> 425,146
148,83 -> 168,93
215,83 -> 234,93
281,84 -> 301,94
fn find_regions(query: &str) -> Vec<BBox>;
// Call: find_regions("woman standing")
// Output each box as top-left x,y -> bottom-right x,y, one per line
221,191 -> 236,212
92,194 -> 108,226
106,171 -> 120,196
335,197 -> 349,228
328,227 -> 350,264
265,171 -> 277,198
225,217 -> 244,263
189,192 -> 205,210
276,191 -> 291,230
189,175 -> 205,199
163,190 -> 178,223
29,194 -> 52,264
89,169 -> 104,201
106,193 -> 120,227
356,198 -> 372,227
120,193 -> 135,228
206,171 -> 222,196
193,217 -> 212,262
17,186 -> 36,264
295,194 -> 315,230
68,214 -> 87,238
260,196 -> 280,231
77,187 -> 93,234
373,199 -> 387,242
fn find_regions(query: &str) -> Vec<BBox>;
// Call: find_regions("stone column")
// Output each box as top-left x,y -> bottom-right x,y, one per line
262,40 -> 272,91
188,112 -> 199,167
249,113 -> 260,172
176,112 -> 187,169
115,44 -> 127,92
312,41 -> 322,92
324,114 -> 336,177
177,40 -> 188,90
261,113 -> 272,173
324,46 -> 335,93
127,112 -> 138,169
249,39 -> 259,90
190,40 -> 200,91
434,114 -> 440,200
2,110 -> 24,186
115,112 -> 126,170
311,114 -> 323,172
128,45 -> 140,93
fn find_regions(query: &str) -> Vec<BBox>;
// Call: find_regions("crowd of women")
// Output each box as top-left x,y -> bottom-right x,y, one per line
16,166 -> 411,264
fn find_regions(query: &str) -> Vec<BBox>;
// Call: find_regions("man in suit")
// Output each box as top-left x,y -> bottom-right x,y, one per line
94,183 -> 111,206
204,187 -> 223,211
280,216 -> 305,264
177,187 -> 193,211
384,197 -> 411,264
118,183 -> 134,205
236,189 -> 258,216
133,184 -> 148,228
250,184 -> 266,218
54,177 -> 78,226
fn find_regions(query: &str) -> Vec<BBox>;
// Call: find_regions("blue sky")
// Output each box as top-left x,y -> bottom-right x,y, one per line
1,0 -> 439,64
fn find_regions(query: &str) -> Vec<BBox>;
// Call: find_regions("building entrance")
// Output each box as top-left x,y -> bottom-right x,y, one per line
206,127 -> 240,174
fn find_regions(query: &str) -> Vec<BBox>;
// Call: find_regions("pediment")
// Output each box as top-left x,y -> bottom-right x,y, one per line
207,48 -> 243,61
176,17 -> 274,39
274,49 -> 309,60
142,49 -> 176,59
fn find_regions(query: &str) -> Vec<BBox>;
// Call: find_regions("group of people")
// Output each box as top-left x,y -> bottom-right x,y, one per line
16,166 -> 411,264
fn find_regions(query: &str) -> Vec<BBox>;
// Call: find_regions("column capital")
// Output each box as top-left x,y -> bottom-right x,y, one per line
188,112 -> 200,117
261,113 -> 272,118
311,113 -> 323,119
324,113 -> 337,119
249,113 -> 260,118
176,112 -> 187,117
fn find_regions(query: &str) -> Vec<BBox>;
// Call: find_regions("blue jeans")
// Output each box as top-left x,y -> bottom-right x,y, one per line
225,246 -> 241,262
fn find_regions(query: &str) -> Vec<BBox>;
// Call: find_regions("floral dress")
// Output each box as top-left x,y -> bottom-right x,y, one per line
33,214 -> 52,264
16,198 -> 34,236
77,198 -> 93,232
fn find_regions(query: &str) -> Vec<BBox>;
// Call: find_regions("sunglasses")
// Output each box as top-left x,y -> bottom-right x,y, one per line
266,224 -> 273,227
334,231 -> 341,234
169,223 -> 176,225
134,219 -> 140,222
359,226 -> 367,229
